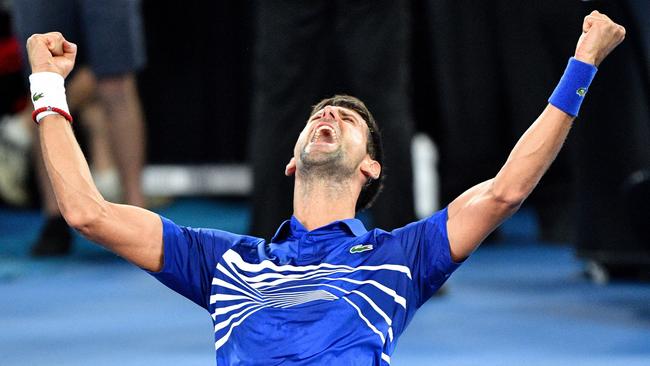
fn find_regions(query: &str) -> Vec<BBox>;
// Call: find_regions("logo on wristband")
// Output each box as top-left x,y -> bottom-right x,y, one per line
576,87 -> 587,97
32,92 -> 45,102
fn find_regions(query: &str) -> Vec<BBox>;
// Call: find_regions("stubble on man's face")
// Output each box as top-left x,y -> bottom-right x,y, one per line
299,143 -> 355,181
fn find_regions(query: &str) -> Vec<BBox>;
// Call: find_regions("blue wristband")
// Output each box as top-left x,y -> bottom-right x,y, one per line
548,57 -> 598,117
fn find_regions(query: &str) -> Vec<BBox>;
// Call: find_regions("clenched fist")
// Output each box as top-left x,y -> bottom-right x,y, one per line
26,32 -> 77,78
574,11 -> 625,66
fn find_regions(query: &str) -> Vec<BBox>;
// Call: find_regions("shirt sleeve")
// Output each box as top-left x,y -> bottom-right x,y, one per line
391,207 -> 464,307
147,215 -> 242,310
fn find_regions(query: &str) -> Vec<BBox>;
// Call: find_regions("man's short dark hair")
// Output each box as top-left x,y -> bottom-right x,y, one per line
310,95 -> 384,212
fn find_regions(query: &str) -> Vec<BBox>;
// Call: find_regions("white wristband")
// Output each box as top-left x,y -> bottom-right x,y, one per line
29,72 -> 71,123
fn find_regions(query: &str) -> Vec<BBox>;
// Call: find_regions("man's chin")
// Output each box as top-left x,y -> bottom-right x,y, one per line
300,147 -> 343,167
306,141 -> 339,153
302,155 -> 337,166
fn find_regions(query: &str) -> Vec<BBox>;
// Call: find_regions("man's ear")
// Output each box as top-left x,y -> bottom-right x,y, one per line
285,157 -> 296,176
360,157 -> 381,180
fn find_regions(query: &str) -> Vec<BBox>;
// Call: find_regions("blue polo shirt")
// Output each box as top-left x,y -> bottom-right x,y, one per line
149,208 -> 461,365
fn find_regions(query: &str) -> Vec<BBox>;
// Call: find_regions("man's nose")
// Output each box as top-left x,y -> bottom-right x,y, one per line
322,106 -> 337,120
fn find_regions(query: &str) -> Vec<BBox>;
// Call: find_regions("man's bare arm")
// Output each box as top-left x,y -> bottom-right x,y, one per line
445,11 -> 626,262
28,32 -> 163,271
446,106 -> 573,261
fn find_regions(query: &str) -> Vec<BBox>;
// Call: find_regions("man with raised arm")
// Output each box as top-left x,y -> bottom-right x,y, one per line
25,11 -> 624,365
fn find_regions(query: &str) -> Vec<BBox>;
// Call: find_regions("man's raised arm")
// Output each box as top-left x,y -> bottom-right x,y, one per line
27,32 -> 163,271
445,11 -> 626,262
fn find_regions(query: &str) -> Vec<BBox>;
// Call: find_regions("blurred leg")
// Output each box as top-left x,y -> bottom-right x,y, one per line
423,0 -> 507,208
574,1 -> 650,271
80,100 -> 122,202
336,0 -> 416,229
249,0 -> 329,239
82,103 -> 113,174
96,74 -> 146,207
81,0 -> 147,207
493,0 -> 582,242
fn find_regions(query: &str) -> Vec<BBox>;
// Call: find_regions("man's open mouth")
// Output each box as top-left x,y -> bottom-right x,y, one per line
311,124 -> 338,144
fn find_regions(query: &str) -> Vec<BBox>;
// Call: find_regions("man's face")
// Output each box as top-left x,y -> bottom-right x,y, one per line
290,105 -> 373,178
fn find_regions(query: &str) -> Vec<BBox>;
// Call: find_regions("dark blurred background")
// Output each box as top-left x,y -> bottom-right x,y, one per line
139,1 -> 252,164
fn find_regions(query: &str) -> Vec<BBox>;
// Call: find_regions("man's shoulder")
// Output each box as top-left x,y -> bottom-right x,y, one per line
161,215 -> 264,251
370,208 -> 449,240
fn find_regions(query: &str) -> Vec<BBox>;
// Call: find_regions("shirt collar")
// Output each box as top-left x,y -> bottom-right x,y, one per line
270,215 -> 368,242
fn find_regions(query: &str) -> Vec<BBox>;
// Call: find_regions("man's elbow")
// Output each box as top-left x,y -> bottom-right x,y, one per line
488,183 -> 526,213
60,200 -> 108,235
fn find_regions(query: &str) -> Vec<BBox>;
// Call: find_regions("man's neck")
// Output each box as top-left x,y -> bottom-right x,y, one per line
292,174 -> 359,231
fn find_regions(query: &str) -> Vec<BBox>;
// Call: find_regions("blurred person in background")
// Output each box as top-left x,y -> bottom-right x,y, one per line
569,0 -> 650,278
413,0 -> 649,260
0,5 -> 31,207
249,0 -> 417,239
11,0 -> 147,256
412,0 -> 586,244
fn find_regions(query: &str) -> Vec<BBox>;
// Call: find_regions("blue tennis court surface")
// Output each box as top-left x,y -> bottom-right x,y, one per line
1,199 -> 649,365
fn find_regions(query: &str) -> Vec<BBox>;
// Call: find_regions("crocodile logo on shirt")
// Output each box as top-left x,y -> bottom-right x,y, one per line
32,92 -> 44,102
349,244 -> 373,254
576,87 -> 587,97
